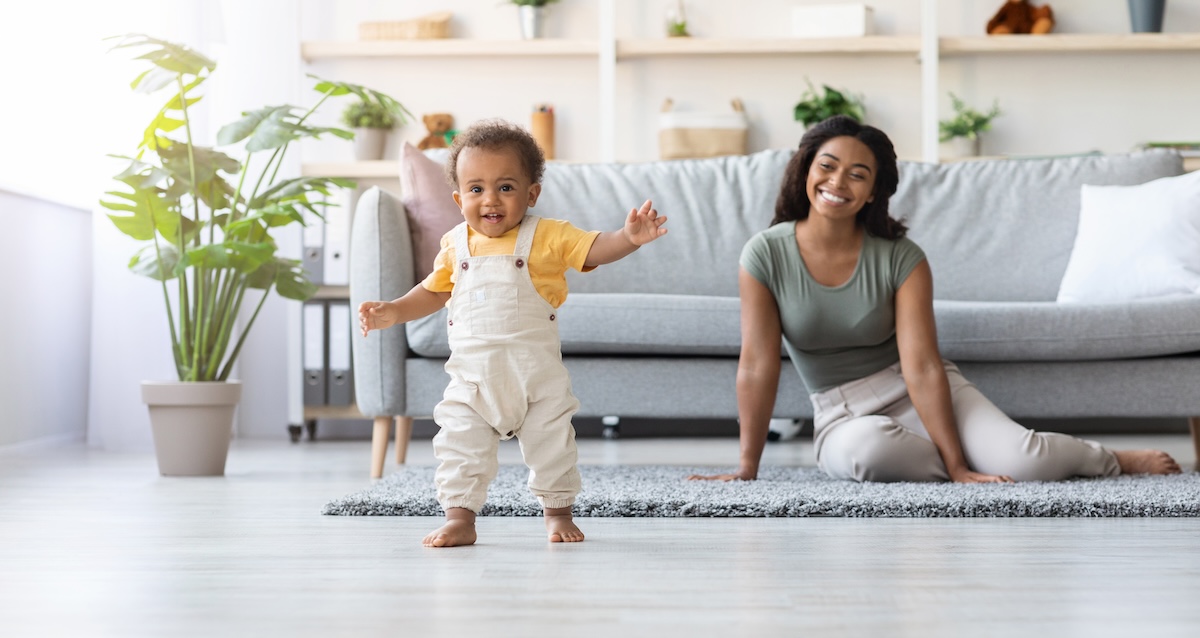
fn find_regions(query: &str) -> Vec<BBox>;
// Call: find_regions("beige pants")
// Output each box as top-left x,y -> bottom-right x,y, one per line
811,361 -> 1121,482
433,216 -> 581,513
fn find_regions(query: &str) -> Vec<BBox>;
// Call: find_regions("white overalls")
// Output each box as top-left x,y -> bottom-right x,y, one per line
432,215 -> 582,513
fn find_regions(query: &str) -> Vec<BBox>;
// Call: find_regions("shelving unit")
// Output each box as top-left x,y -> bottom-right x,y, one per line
293,1 -> 1200,445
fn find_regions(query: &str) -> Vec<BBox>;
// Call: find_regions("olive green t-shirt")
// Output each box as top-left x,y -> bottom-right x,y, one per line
740,221 -> 927,394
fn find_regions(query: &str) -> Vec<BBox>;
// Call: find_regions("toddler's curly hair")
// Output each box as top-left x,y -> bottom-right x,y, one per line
445,118 -> 546,189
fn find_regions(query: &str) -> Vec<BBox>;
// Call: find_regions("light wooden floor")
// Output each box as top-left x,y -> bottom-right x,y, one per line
1,434 -> 1198,638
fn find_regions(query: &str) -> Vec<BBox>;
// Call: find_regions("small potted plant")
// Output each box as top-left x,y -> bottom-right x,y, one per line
510,0 -> 560,39
939,92 -> 1001,158
341,99 -> 408,161
666,0 -> 691,37
793,78 -> 866,129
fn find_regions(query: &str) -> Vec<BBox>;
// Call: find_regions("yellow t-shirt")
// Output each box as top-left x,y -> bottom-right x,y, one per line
420,218 -> 601,308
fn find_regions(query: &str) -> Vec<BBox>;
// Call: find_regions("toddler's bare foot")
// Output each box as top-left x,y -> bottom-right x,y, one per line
544,506 -> 584,543
423,508 -> 477,548
1114,450 -> 1182,475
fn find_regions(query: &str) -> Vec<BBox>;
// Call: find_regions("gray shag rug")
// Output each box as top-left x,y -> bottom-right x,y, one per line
323,465 -> 1200,518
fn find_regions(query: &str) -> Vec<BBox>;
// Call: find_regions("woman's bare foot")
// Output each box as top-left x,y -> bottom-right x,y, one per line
423,508 -> 477,547
544,506 -> 584,543
1114,450 -> 1182,475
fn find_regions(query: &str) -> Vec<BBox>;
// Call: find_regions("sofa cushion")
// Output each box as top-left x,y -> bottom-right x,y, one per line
1057,170 -> 1200,303
542,149 -> 794,298
935,295 -> 1200,361
408,293 -> 1200,363
895,149 -> 1183,302
406,293 -> 744,358
399,143 -> 459,281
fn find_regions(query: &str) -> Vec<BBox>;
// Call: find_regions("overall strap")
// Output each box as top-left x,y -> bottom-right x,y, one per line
514,215 -> 540,258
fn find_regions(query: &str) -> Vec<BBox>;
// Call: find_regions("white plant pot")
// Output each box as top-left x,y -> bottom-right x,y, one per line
942,136 -> 982,159
142,381 -> 241,476
519,5 -> 547,39
353,128 -> 388,161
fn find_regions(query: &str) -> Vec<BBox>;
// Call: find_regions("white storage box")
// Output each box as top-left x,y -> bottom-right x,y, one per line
792,4 -> 874,38
658,98 -> 748,160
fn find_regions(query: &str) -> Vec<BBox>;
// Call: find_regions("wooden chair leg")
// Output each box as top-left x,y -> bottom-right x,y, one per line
370,416 -> 391,479
394,416 -> 414,465
1188,417 -> 1200,471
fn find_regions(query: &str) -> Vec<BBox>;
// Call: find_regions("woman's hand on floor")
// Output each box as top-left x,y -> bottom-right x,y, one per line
950,469 -> 1014,484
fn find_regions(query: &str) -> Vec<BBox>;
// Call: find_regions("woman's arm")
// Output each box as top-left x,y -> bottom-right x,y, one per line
895,261 -> 1012,483
689,267 -> 782,481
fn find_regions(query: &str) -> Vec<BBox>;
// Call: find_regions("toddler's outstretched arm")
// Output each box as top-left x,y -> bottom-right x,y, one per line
584,199 -> 667,267
358,284 -> 450,337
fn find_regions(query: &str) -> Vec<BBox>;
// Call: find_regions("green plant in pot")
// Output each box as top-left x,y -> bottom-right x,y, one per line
793,78 -> 866,129
100,34 -> 406,476
341,98 -> 409,161
939,92 -> 1001,158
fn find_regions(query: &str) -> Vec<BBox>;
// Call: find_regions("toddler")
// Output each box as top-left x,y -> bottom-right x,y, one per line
359,119 -> 667,547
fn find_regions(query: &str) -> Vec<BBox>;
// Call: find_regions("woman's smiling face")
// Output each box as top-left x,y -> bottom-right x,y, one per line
805,135 -> 877,222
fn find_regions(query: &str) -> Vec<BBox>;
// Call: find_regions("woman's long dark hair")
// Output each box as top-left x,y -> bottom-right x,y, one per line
772,115 -> 906,239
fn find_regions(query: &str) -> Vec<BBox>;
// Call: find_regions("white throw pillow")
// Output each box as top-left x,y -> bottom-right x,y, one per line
1057,170 -> 1200,303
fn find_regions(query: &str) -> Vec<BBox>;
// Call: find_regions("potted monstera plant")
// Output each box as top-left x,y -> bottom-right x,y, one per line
101,34 -> 407,476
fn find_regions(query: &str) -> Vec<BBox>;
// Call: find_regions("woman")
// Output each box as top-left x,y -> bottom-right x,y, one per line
692,116 -> 1180,483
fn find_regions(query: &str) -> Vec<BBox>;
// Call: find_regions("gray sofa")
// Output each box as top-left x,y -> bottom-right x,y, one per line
350,148 -> 1200,475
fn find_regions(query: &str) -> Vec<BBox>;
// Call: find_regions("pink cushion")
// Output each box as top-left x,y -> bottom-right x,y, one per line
399,142 -> 460,281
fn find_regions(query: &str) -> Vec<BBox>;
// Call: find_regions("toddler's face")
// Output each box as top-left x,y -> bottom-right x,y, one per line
452,146 -> 540,238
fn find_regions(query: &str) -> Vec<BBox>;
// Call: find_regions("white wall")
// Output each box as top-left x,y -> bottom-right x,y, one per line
0,192 -> 92,448
298,0 -> 1200,163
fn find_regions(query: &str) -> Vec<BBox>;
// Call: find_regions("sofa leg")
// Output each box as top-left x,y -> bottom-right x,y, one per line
371,416 -> 391,479
1189,417 -> 1200,471
394,416 -> 413,465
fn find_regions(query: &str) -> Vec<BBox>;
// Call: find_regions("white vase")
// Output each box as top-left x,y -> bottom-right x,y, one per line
943,136 -> 982,159
142,381 -> 241,476
519,5 -> 547,39
353,128 -> 388,161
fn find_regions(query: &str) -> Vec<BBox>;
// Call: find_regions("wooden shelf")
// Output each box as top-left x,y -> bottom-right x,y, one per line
302,160 -> 398,178
312,285 -> 349,300
941,33 -> 1200,55
302,39 -> 599,60
617,36 -> 921,57
303,404 -> 362,419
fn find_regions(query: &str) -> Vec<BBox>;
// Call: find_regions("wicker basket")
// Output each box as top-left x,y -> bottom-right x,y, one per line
359,11 -> 452,40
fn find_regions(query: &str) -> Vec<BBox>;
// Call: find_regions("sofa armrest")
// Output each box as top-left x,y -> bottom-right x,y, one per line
349,186 -> 413,416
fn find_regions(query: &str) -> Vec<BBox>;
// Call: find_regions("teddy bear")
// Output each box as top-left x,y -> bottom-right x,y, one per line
417,113 -> 454,150
987,0 -> 1055,35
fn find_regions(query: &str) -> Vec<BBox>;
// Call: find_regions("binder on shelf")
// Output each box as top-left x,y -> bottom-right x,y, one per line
326,300 -> 354,406
302,205 -> 325,285
302,301 -> 327,406
322,190 -> 352,286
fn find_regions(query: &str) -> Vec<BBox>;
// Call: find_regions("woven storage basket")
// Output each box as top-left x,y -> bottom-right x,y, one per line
359,11 -> 451,40
658,98 -> 749,160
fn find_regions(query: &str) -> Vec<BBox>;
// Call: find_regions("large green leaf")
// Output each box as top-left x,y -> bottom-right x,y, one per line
309,75 -> 414,126
128,243 -> 182,281
184,241 -> 276,275
250,176 -> 356,209
250,257 -> 317,300
108,34 -> 216,79
159,144 -> 241,211
216,106 -> 295,146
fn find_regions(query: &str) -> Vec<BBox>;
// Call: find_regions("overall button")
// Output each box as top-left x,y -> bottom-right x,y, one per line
448,319 -> 453,326
506,431 -> 515,438
549,314 -> 556,321
515,258 -> 524,268
460,261 -> 469,270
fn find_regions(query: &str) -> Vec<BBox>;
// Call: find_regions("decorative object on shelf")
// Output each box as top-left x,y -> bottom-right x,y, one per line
658,98 -> 748,160
101,34 -> 405,476
358,11 -> 452,40
986,0 -> 1055,35
666,0 -> 690,37
1127,0 -> 1167,33
793,79 -> 866,129
418,113 -> 455,150
510,0 -> 559,40
939,92 -> 1002,158
531,104 -> 556,160
341,99 -> 400,161
792,3 -> 875,38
